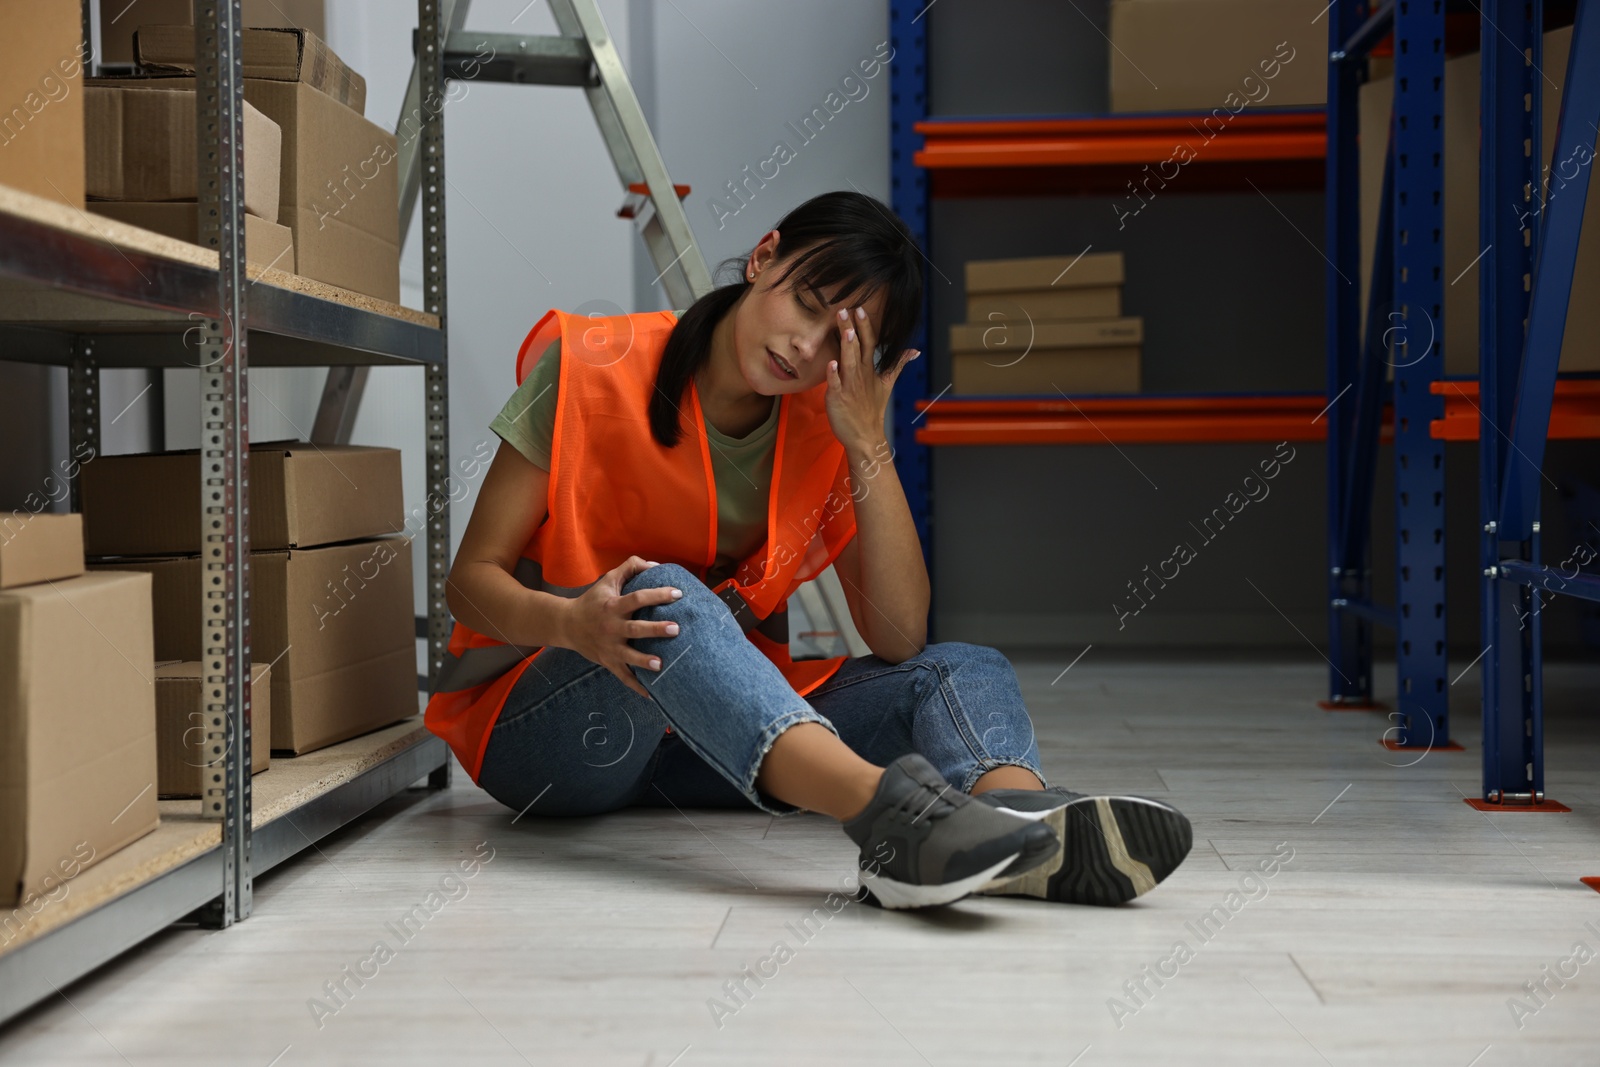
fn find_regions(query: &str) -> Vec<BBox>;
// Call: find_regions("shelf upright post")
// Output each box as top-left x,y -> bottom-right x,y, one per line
1388,0 -> 1449,747
887,0 -> 933,632
1477,0 -> 1540,803
191,0 -> 253,926
1481,2 -> 1600,804
66,337 -> 99,514
1324,0 -> 1374,705
419,0 -> 453,788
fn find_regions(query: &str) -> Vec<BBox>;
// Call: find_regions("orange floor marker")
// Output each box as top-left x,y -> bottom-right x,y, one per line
1463,798 -> 1572,812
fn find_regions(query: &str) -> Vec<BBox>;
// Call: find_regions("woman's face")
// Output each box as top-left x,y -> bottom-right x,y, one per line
734,233 -> 888,396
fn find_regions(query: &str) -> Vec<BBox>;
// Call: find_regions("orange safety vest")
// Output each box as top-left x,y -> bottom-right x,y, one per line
424,307 -> 858,782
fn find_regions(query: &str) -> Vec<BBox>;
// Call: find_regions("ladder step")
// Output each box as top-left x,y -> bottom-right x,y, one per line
619,182 -> 691,219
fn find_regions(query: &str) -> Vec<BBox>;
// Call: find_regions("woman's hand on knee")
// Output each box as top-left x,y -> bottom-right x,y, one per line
559,555 -> 684,699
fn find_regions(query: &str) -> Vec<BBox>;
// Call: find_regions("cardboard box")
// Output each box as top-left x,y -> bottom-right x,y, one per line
153,660 -> 271,797
244,78 -> 399,301
0,571 -> 159,910
95,0 -> 326,66
95,72 -> 402,300
953,349 -> 1142,396
0,3 -> 87,208
967,252 -> 1125,292
87,537 -> 416,754
0,513 -> 84,590
967,285 -> 1122,323
1108,0 -> 1326,113
135,25 -> 365,115
79,439 -> 403,557
87,201 -> 294,271
1359,25 -> 1599,374
951,317 -> 1144,352
85,83 -> 282,221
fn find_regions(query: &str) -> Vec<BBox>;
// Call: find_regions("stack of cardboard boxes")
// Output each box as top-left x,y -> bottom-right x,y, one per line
80,440 -> 418,756
952,253 -> 1143,395
1,514 -> 159,918
72,3 -> 401,302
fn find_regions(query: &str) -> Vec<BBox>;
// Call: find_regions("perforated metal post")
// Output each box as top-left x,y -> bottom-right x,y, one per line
66,337 -> 99,514
1324,0 -> 1373,705
192,0 -> 252,926
888,0 -> 933,630
1388,0 -> 1449,747
420,0 -> 453,787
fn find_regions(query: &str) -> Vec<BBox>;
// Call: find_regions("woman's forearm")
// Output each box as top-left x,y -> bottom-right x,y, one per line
446,559 -> 571,650
844,436 -> 930,662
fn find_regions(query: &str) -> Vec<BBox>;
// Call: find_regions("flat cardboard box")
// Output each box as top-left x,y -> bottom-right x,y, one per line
153,660 -> 271,797
967,252 -> 1124,292
136,25 -> 365,115
1359,25 -> 1599,374
1108,0 -> 1326,113
79,440 -> 403,557
87,201 -> 294,271
0,4 -> 87,208
85,83 -> 282,221
953,348 -> 1142,396
951,317 -> 1144,352
95,0 -> 326,65
0,513 -> 84,590
966,285 -> 1122,323
0,571 -> 159,909
87,537 -> 415,754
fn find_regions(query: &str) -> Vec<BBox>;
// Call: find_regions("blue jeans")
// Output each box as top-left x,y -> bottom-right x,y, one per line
476,563 -> 1047,818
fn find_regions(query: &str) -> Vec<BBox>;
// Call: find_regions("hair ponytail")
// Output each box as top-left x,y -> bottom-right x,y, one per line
648,279 -> 744,448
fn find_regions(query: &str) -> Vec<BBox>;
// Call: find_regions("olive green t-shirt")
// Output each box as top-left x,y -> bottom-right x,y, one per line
489,336 -> 778,588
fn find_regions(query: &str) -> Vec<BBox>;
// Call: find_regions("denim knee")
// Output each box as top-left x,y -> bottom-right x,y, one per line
622,563 -> 703,619
912,640 -> 1013,673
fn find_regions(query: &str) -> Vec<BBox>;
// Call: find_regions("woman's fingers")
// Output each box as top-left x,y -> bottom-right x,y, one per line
852,305 -> 878,371
625,617 -> 680,639
836,306 -> 860,374
622,584 -> 683,613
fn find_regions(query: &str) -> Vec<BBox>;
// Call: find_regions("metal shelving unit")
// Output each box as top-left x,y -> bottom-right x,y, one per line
886,1 -> 1332,638
0,0 -> 451,1023
1475,0 -> 1598,807
1324,0 -> 1600,796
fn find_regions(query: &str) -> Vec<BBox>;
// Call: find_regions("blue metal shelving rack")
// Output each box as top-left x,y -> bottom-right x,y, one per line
1477,0 -> 1598,806
1327,0 -> 1599,798
1325,1 -> 1452,745
888,0 -> 936,627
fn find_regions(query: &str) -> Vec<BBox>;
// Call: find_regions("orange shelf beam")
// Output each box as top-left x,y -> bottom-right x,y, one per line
912,112 -> 1326,196
913,113 -> 1326,170
1430,379 -> 1600,441
907,380 -> 1600,447
912,394 -> 1380,446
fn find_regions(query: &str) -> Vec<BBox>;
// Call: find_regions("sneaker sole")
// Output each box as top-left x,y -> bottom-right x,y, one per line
978,796 -> 1192,905
860,850 -> 1023,910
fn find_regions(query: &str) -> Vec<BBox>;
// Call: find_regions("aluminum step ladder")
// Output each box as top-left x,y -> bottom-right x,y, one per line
314,0 -> 869,658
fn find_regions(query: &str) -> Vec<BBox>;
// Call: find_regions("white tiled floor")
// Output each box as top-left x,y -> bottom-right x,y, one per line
2,655 -> 1598,1066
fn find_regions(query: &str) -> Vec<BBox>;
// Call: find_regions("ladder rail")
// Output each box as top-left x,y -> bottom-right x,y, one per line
547,0 -> 712,306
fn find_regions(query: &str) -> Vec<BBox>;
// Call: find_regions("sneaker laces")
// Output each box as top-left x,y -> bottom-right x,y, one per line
894,780 -> 966,825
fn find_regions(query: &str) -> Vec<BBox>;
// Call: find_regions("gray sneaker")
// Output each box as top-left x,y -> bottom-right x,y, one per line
840,753 -> 1060,910
973,786 -> 1192,905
